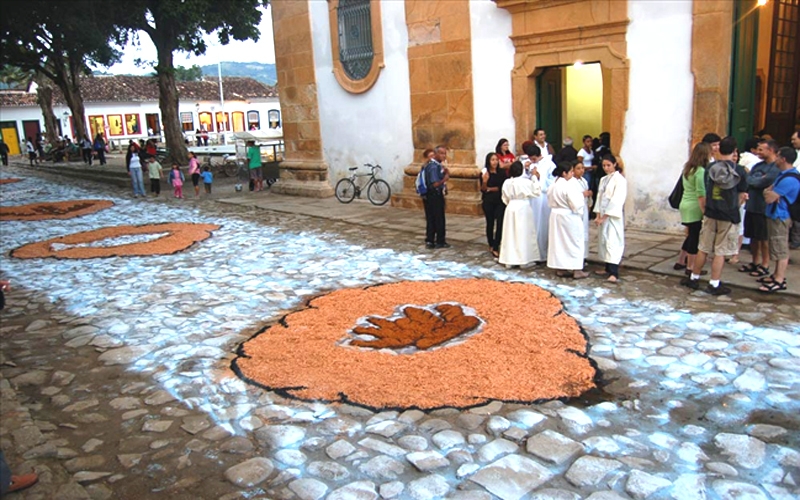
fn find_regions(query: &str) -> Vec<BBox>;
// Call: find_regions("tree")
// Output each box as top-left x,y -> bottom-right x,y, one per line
175,65 -> 204,82
0,1 -> 121,142
115,0 -> 265,164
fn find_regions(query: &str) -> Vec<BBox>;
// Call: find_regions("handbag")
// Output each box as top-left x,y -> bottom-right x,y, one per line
668,175 -> 683,210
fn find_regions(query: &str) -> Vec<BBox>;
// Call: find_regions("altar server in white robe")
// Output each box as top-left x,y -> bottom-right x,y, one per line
572,161 -> 593,258
547,162 -> 589,279
523,143 -> 556,259
499,160 -> 542,267
594,154 -> 627,283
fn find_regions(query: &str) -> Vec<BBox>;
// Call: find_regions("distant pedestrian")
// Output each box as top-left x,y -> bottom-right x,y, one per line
169,163 -> 185,199
147,157 -> 163,197
0,140 -> 9,166
81,135 -> 93,165
554,137 -> 578,165
93,133 -> 106,165
26,137 -> 36,166
422,145 -> 449,249
127,144 -> 146,198
35,133 -> 44,160
201,166 -> 213,194
195,129 -> 202,147
759,147 -> 799,293
201,128 -> 209,146
247,141 -> 263,191
577,135 -> 595,185
188,152 -> 201,197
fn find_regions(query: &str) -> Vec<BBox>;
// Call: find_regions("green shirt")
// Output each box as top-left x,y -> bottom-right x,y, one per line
247,146 -> 261,169
147,161 -> 163,180
679,166 -> 706,223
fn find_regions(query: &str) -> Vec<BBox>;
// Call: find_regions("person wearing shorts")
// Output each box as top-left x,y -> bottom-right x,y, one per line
247,141 -> 263,192
682,136 -> 748,295
761,147 -> 800,293
740,140 -> 779,277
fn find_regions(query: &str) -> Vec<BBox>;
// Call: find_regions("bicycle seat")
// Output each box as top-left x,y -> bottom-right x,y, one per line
348,167 -> 358,171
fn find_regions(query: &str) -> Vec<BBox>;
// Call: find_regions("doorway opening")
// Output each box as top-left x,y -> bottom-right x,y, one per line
536,63 -> 604,152
1,121 -> 21,155
145,113 -> 161,137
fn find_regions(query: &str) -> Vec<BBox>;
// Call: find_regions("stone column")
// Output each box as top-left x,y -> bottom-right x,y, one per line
270,0 -> 333,198
390,0 -> 482,216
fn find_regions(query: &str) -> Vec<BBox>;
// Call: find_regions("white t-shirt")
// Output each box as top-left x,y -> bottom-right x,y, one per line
577,147 -> 594,167
794,149 -> 800,170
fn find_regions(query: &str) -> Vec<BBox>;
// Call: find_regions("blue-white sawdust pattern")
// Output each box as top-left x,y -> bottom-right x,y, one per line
1,173 -> 798,445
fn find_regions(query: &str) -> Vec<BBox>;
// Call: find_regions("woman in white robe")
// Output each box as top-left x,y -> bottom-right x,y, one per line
594,154 -> 628,283
573,162 -> 592,258
547,163 -> 588,279
499,160 -> 541,267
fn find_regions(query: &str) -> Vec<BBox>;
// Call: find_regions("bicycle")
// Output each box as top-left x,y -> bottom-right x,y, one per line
335,163 -> 391,206
202,154 -> 238,177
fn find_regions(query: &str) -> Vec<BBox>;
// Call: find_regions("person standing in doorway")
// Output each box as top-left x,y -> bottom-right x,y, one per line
576,135 -> 595,185
532,128 -> 555,159
423,145 -> 450,249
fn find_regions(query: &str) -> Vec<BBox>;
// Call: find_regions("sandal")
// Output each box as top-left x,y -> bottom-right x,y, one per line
759,280 -> 787,293
491,249 -> 500,258
749,265 -> 770,277
555,271 -> 571,278
573,271 -> 590,279
607,275 -> 619,283
756,274 -> 776,284
673,263 -> 687,271
738,262 -> 758,273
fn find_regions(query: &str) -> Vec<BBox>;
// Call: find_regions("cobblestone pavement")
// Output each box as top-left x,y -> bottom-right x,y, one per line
0,166 -> 798,500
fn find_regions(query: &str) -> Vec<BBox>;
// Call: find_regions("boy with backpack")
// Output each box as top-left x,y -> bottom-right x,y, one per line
760,147 -> 800,293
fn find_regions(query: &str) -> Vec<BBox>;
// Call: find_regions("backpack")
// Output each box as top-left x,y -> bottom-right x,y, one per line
773,171 -> 800,222
668,175 -> 683,210
415,162 -> 430,196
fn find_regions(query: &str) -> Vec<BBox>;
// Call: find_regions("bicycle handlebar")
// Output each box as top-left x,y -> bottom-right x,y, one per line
363,163 -> 381,170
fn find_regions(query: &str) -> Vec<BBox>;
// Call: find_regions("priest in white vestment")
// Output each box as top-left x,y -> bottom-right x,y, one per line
547,163 -> 588,279
594,155 -> 628,283
499,161 -> 542,267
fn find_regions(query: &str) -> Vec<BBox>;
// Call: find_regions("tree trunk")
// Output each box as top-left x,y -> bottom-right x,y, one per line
34,74 -> 59,144
60,80 -> 88,141
155,45 -> 189,165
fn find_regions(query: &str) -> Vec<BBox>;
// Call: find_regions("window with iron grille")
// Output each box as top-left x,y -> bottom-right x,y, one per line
338,0 -> 374,81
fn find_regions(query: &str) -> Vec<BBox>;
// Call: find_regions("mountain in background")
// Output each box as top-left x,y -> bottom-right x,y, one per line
201,62 -> 276,86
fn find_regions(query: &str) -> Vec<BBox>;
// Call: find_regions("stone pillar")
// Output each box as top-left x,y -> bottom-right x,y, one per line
390,0 -> 482,216
270,0 -> 334,198
690,0 -> 734,146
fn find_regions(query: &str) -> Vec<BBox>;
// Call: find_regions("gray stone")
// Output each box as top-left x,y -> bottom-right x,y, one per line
706,462 -> 738,476
748,424 -> 787,440
358,455 -> 406,480
85,483 -> 113,500
526,430 -> 584,465
470,454 -> 554,500
448,492 -> 492,500
733,368 -> 766,392
585,493 -> 628,500
275,449 -> 307,466
220,436 -> 255,454
457,414 -> 486,430
180,415 -> 211,435
529,489 -> 581,500
65,456 -> 106,473
486,416 -> 511,436
714,433 -> 766,469
399,409 -> 426,423
142,419 -> 173,433
63,398 -> 100,413
51,371 -> 76,386
327,439 -> 356,459
447,449 -> 474,465
365,420 -> 406,438
625,469 -> 673,499
477,438 -> 518,463
223,457 -> 274,487
307,460 -> 350,481
256,425 -> 306,449
109,397 -> 140,410
503,427 -> 528,442
73,471 -> 112,483
288,478 -> 328,500
506,410 -> 547,429
97,346 -> 153,365
143,390 -> 176,406
117,454 -> 142,469
565,456 -> 624,487
358,437 -> 406,457
671,473 -> 706,500
327,481 -> 378,500
419,418 -> 452,433
433,430 -> 465,450
407,474 -> 450,500
399,435 -> 429,451
379,481 -> 404,499
406,450 -> 450,472
12,425 -> 45,449
82,438 -> 103,453
557,407 -> 594,435
711,480 -> 768,500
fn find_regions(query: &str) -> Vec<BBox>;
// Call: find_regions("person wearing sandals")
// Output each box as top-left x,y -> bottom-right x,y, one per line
675,143 -> 711,277
547,162 -> 589,279
681,136 -> 747,295
760,147 -> 799,293
740,139 -> 780,279
594,154 -> 627,283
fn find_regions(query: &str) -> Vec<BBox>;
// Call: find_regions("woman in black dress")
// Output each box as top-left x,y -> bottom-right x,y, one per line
481,152 -> 507,258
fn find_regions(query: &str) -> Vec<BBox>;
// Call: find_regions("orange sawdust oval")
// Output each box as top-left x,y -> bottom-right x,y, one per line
11,222 -> 220,259
0,200 -> 114,221
0,178 -> 23,185
233,279 -> 597,410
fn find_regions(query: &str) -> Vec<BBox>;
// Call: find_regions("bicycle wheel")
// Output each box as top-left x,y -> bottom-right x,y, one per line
335,178 -> 357,203
223,160 -> 238,177
367,179 -> 391,206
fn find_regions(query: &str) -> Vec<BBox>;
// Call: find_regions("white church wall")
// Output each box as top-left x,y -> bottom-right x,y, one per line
620,0 -> 694,232
470,0 -> 515,164
309,0 -> 414,191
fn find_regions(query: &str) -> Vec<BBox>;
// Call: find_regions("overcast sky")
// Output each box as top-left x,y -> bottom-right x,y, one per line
105,5 -> 276,74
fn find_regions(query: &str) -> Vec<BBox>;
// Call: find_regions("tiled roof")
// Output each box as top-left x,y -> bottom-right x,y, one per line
0,75 -> 277,107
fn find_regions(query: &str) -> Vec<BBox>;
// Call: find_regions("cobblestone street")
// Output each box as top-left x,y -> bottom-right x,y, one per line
1,166 -> 798,500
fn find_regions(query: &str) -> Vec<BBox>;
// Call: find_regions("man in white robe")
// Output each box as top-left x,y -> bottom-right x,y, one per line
547,167 -> 587,278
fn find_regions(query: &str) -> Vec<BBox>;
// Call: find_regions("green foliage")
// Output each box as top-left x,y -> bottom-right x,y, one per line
175,65 -> 204,81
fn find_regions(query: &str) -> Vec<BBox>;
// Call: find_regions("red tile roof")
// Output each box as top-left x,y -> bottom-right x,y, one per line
0,75 -> 277,107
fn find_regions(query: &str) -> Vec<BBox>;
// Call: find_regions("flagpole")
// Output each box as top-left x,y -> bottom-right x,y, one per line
218,62 -> 225,144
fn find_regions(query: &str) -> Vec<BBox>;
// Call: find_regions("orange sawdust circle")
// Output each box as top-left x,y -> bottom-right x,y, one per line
0,178 -> 23,185
11,222 -> 220,259
233,279 -> 597,410
0,199 -> 114,221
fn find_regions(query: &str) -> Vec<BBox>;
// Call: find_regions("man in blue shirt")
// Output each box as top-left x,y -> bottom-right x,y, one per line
761,147 -> 800,293
423,145 -> 450,249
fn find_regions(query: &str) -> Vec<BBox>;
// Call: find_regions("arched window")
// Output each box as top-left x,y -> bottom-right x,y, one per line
329,0 -> 384,93
232,111 -> 245,132
268,110 -> 281,129
247,111 -> 260,130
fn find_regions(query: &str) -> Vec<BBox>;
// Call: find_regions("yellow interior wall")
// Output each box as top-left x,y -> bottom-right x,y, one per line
565,63 -> 603,143
756,1 -> 774,131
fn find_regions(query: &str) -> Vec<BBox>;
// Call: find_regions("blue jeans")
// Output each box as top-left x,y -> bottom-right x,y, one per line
130,167 -> 145,196
1,450 -> 11,495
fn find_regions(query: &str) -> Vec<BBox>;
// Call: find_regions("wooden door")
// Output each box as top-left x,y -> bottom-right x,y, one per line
537,67 -> 563,152
729,0 -> 759,148
0,122 -> 21,155
765,0 -> 800,141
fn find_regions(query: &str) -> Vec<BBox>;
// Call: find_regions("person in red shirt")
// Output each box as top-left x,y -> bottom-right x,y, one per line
495,138 -> 515,173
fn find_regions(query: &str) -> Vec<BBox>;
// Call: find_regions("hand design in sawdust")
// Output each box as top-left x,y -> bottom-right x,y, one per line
350,303 -> 482,350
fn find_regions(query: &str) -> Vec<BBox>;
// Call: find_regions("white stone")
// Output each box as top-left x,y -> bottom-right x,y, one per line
398,435 -> 428,451
365,420 -> 406,438
275,449 -> 307,467
406,450 -> 450,471
358,455 -> 405,480
223,457 -> 274,488
733,368 -> 766,392
307,461 -> 350,481
288,478 -> 328,500
614,347 -> 643,360
73,471 -> 112,483
358,437 -> 407,457
565,456 -> 623,487
714,433 -> 766,469
432,430 -> 465,450
526,430 -> 584,465
407,474 -> 450,500
477,438 -> 518,463
142,420 -> 172,433
529,489 -> 581,500
582,436 -> 620,455
506,410 -> 547,429
557,407 -> 594,435
326,480 -> 378,500
255,425 -> 305,449
585,493 -> 628,500
81,439 -> 103,453
706,462 -> 738,476
671,473 -> 706,500
97,346 -> 153,365
457,463 -> 480,478
762,484 -> 796,500
625,469 -> 672,499
109,397 -> 140,410
379,481 -> 404,499
711,480 -> 768,500
470,454 -> 554,500
326,439 -> 356,459
677,442 -> 709,463
486,416 -> 511,435
748,424 -> 787,440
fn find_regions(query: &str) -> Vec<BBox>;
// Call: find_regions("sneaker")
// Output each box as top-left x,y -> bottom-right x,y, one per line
8,472 -> 38,492
425,242 -> 435,249
435,243 -> 451,249
705,283 -> 731,296
680,276 -> 700,290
